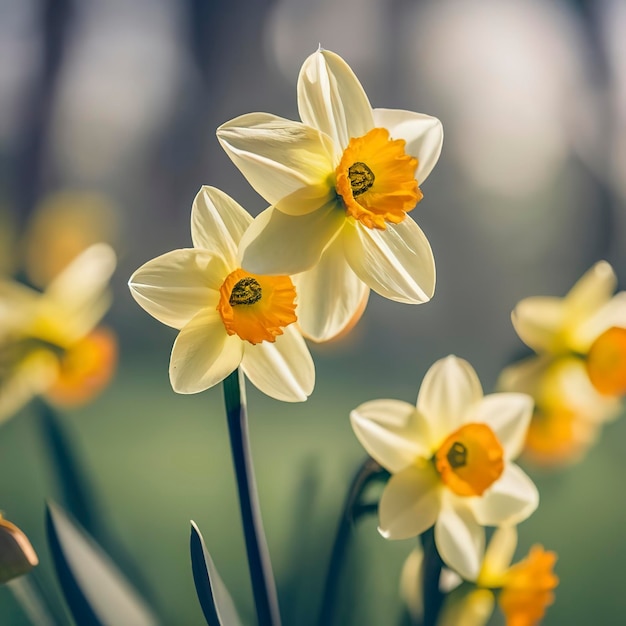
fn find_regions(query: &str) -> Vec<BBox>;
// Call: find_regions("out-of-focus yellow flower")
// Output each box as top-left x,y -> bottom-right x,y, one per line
128,186 -> 314,402
217,48 -> 443,342
22,190 -> 119,289
351,355 -> 538,580
0,244 -> 116,422
0,513 -> 39,584
401,527 -> 558,626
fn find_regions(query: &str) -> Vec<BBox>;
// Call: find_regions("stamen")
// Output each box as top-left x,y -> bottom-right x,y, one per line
229,277 -> 262,306
348,162 -> 375,196
446,442 -> 467,468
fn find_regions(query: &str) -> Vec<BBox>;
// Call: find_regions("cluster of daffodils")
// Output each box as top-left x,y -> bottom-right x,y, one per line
126,48 -> 567,626
499,261 -> 626,466
0,243 -> 117,422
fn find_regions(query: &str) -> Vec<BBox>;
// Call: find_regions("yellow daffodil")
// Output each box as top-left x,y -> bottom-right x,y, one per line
217,48 -> 443,342
128,186 -> 314,402
477,526 -> 558,626
0,513 -> 39,584
499,355 -> 614,466
512,261 -> 626,397
351,355 -> 538,580
400,527 -> 558,626
0,244 -> 117,422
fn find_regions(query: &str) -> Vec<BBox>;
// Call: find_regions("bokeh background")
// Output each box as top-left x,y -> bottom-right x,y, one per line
1,0 -> 626,624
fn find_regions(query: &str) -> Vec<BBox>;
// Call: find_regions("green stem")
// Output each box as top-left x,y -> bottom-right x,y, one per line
420,527 -> 444,626
222,369 -> 281,626
317,457 -> 386,626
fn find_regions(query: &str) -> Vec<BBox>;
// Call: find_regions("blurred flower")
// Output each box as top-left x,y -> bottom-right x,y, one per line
0,513 -> 39,584
0,244 -> 116,423
401,526 -> 558,626
217,48 -> 442,342
351,355 -> 538,579
21,190 -> 119,289
502,261 -> 626,466
128,186 -> 314,402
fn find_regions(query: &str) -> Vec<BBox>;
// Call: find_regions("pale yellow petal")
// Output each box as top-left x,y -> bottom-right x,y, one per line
511,296 -> 565,354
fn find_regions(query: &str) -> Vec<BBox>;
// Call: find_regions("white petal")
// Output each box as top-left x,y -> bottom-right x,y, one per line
435,501 -> 485,581
297,49 -> 374,153
343,217 -> 435,304
191,186 -> 252,266
470,463 -> 539,527
373,108 -> 443,184
169,310 -> 243,394
511,296 -> 566,353
481,526 -> 518,581
350,399 -> 432,473
240,325 -> 314,402
469,393 -> 533,460
239,204 -> 345,276
292,236 -> 369,342
42,243 -> 116,343
417,356 -> 483,446
497,355 -> 550,397
129,249 -> 226,329
564,260 -> 616,321
378,465 -> 441,540
400,548 -> 424,623
217,113 -> 335,215
573,291 -> 626,352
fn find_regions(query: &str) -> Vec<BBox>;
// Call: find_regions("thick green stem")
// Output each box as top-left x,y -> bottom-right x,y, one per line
420,527 -> 444,626
223,369 -> 281,626
317,457 -> 386,626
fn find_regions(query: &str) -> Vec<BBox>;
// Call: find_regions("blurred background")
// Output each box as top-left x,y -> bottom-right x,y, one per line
1,0 -> 626,623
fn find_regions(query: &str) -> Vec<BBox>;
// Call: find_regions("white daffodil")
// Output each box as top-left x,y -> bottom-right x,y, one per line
0,244 -> 116,422
512,260 -> 626,358
128,186 -> 314,402
217,48 -> 443,342
350,355 -> 538,580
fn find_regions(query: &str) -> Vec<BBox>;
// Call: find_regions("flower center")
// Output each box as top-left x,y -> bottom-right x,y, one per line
585,326 -> 626,397
499,546 -> 558,626
335,127 -> 422,230
435,423 -> 504,497
217,269 -> 298,345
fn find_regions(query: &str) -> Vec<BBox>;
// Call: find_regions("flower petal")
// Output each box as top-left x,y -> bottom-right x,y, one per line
437,589 -> 494,626
400,548 -> 424,623
564,260 -> 616,321
435,500 -> 485,581
239,204 -> 345,276
292,236 -> 369,342
240,324 -> 314,402
511,296 -> 565,353
216,113 -> 335,215
417,356 -> 483,446
129,249 -> 226,329
169,310 -> 243,394
481,526 -> 518,582
469,393 -> 533,460
470,463 -> 539,527
298,48 -> 374,153
343,217 -> 435,304
573,291 -> 626,352
497,355 -> 551,397
191,186 -> 252,266
373,108 -> 443,184
350,399 -> 431,473
378,464 -> 441,540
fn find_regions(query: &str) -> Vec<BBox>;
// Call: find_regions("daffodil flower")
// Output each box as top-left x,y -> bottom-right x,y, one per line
350,355 -> 538,580
217,48 -> 443,342
128,186 -> 314,402
0,244 -> 116,422
400,526 -> 558,626
512,260 -> 626,396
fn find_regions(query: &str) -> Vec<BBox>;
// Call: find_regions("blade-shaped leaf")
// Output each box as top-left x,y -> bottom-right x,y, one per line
190,521 -> 242,626
46,502 -> 159,626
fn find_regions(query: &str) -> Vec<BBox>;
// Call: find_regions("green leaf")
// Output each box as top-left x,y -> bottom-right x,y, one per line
190,521 -> 242,626
46,502 -> 159,626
